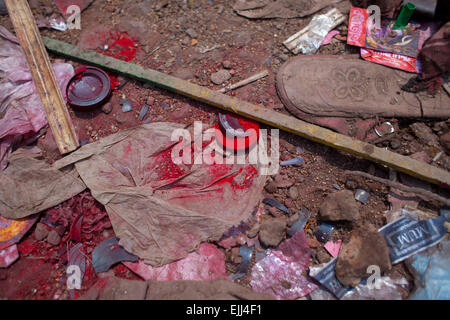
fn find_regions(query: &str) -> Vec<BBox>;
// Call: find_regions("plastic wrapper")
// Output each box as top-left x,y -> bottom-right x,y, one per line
0,25 -> 74,170
283,8 -> 345,55
341,276 -> 409,300
408,240 -> 450,300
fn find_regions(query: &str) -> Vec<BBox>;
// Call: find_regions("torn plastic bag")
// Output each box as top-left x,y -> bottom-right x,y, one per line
250,230 -> 317,300
0,147 -> 86,219
123,243 -> 227,281
407,240 -> 450,300
54,122 -> 267,267
0,25 -> 74,170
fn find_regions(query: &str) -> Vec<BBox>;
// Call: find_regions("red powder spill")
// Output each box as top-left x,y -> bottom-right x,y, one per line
154,147 -> 187,181
103,32 -> 139,62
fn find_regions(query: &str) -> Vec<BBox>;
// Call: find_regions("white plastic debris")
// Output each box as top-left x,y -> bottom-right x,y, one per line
283,8 -> 345,55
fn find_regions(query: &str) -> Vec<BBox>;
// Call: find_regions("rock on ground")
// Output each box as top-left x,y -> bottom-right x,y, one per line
210,70 -> 231,85
319,190 -> 360,222
259,216 -> 287,247
409,122 -> 440,148
34,222 -> 49,241
47,230 -> 61,246
440,132 -> 450,154
335,226 -> 391,287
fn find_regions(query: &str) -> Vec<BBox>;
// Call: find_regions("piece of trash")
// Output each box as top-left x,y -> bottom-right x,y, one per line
342,276 -> 409,300
287,207 -> 310,237
48,16 -> 67,31
103,44 -> 109,51
321,30 -> 340,45
361,48 -> 420,73
309,258 -> 353,299
250,230 -> 317,300
324,240 -> 342,257
379,215 -> 447,264
237,245 -> 252,274
393,2 -> 416,30
123,243 -> 227,281
263,198 -> 290,214
120,99 -> 133,113
216,113 -> 259,151
67,243 -> 85,290
354,189 -> 370,204
314,222 -> 334,243
332,184 -> 341,190
280,156 -> 305,167
218,70 -> 269,93
199,45 -> 220,54
283,8 -> 345,55
347,6 -> 438,58
408,239 -> 450,300
0,214 -> 39,251
138,104 -> 149,121
0,244 -> 19,268
92,237 -> 138,273
374,122 -> 395,137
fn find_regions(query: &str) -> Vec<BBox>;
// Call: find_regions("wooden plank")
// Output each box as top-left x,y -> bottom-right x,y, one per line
4,0 -> 79,154
42,36 -> 450,188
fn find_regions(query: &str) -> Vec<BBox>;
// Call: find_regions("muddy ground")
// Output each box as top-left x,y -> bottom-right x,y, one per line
0,0 -> 449,300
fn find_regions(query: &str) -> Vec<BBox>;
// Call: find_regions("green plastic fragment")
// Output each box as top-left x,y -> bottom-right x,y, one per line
393,2 -> 416,30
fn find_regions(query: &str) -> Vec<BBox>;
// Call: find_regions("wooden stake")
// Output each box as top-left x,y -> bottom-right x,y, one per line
42,36 -> 450,188
4,0 -> 79,154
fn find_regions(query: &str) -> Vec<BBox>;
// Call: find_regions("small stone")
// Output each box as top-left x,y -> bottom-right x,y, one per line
274,174 -> 295,188
210,70 -> 231,85
284,198 -> 294,209
115,113 -> 127,124
259,216 -> 287,247
440,132 -> 450,154
246,223 -> 260,238
268,206 -> 282,217
287,212 -> 299,227
319,190 -> 360,222
278,54 -> 289,62
181,36 -> 190,46
47,230 -> 61,246
389,138 -> 401,149
335,225 -> 391,287
185,28 -> 198,38
147,97 -> 155,105
288,186 -> 299,200
345,177 -> 358,190
222,60 -> 232,69
101,102 -> 113,114
264,180 -> 277,193
410,122 -> 440,148
34,223 -> 49,241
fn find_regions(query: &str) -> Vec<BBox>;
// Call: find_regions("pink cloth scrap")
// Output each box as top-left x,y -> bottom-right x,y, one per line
123,243 -> 228,281
324,240 -> 342,257
0,244 -> 19,268
322,30 -> 340,45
